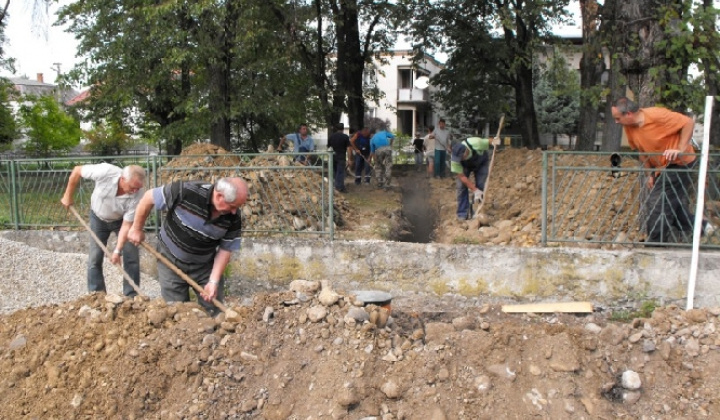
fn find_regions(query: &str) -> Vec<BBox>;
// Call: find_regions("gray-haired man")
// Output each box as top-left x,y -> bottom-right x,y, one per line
61,163 -> 146,297
128,178 -> 249,315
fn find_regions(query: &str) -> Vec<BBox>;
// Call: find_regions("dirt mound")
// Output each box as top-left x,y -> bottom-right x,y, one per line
159,144 -> 349,233
431,148 -> 648,246
2,285 -> 718,419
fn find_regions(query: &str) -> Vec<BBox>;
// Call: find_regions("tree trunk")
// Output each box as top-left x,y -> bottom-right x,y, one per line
208,2 -> 236,151
700,0 -> 720,148
613,0 -> 682,107
576,0 -> 604,151
602,56 -> 624,152
516,64 -> 540,149
338,0 -> 364,132
599,0 -> 625,151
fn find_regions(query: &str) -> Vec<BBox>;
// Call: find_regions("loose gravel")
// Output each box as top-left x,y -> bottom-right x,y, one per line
0,235 -> 160,314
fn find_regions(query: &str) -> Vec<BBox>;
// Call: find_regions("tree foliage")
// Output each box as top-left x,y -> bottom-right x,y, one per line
58,0 -> 407,153
269,0 -> 408,132
534,50 -> 580,143
83,121 -> 132,156
17,95 -> 82,157
58,0 -> 316,154
407,0 -> 570,148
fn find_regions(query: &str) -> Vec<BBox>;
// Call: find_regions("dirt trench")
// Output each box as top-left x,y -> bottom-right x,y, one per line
393,164 -> 440,243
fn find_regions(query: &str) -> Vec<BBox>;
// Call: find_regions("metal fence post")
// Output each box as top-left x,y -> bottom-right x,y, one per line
328,151 -> 335,240
9,160 -> 19,230
151,155 -> 160,232
541,152 -> 548,245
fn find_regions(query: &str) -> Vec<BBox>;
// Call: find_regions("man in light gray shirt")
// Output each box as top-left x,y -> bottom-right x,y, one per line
61,163 -> 146,297
433,118 -> 452,178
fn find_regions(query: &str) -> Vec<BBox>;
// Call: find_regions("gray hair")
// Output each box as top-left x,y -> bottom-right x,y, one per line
614,97 -> 640,114
121,165 -> 146,182
215,178 -> 238,203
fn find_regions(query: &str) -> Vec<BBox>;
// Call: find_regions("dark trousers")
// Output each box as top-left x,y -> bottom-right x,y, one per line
645,161 -> 698,243
354,154 -> 371,184
156,240 -> 224,316
334,158 -> 347,191
456,153 -> 490,219
88,211 -> 140,296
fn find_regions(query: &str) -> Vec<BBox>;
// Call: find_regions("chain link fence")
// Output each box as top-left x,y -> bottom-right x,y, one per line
0,152 -> 335,238
542,151 -> 720,249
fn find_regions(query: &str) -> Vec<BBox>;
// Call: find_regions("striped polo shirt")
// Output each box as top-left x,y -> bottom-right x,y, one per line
153,181 -> 242,264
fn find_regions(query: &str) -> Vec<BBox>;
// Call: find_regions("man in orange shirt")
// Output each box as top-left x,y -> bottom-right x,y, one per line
612,97 -> 714,243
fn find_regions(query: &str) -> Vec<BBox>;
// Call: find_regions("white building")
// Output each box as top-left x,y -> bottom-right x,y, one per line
367,50 -> 445,138
316,50 -> 445,148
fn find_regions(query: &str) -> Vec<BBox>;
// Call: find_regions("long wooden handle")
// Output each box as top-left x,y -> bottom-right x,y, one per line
68,205 -> 144,297
139,241 -> 229,313
474,114 -> 505,217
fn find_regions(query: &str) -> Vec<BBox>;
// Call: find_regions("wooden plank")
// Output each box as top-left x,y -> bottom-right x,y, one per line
501,302 -> 593,313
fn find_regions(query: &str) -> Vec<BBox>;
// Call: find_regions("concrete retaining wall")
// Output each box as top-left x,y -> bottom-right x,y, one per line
3,231 -> 718,308
233,238 -> 720,308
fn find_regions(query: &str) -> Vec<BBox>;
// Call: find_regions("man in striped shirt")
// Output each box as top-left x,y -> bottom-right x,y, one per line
128,177 -> 249,315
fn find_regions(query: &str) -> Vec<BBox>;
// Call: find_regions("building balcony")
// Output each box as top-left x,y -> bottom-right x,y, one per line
397,88 -> 429,103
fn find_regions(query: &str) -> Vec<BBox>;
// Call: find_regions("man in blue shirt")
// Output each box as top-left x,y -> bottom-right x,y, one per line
369,128 -> 395,188
277,123 -> 315,164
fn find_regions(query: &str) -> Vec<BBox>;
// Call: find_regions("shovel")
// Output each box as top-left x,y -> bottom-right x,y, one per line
473,114 -> 505,222
68,205 -> 143,297
138,242 -> 232,314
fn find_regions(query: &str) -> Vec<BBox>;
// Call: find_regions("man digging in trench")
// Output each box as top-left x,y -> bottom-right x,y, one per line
450,137 -> 497,221
128,177 -> 248,316
61,163 -> 146,297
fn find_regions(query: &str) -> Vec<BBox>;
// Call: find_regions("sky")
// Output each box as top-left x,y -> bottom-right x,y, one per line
1,0 -> 80,85
2,1 -> 580,87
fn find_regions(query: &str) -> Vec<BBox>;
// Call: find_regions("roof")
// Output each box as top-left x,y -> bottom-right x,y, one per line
9,77 -> 80,104
65,89 -> 91,106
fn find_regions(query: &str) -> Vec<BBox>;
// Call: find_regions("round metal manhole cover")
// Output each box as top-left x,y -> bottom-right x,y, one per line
352,290 -> 393,305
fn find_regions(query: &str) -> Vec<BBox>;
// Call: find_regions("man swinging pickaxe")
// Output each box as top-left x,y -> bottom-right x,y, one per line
349,127 -> 374,185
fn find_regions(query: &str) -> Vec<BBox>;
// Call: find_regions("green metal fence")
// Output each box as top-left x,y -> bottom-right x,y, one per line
0,152 -> 335,239
543,150 -> 720,249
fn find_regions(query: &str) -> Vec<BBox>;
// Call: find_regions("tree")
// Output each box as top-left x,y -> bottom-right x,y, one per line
576,0 -> 605,151
696,0 -> 720,147
408,0 -> 570,148
59,0 -> 314,154
83,121 -> 132,156
0,79 -> 15,146
270,0 -> 406,131
17,95 -> 82,157
534,50 -> 580,146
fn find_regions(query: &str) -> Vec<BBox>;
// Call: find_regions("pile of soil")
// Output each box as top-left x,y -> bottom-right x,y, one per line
160,143 -> 350,233
2,147 -> 719,418
2,284 -> 718,419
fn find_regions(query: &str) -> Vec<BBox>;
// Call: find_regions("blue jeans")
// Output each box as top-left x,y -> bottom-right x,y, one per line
434,149 -> 447,177
414,152 -> 424,166
456,153 -> 490,219
88,211 -> 140,296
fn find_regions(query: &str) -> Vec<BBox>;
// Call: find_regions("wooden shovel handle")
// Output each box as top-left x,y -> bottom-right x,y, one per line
474,114 -> 505,217
139,242 -> 229,313
68,205 -> 143,297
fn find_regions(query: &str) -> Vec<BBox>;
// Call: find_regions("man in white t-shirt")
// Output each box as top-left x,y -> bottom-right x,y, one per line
61,163 -> 146,297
